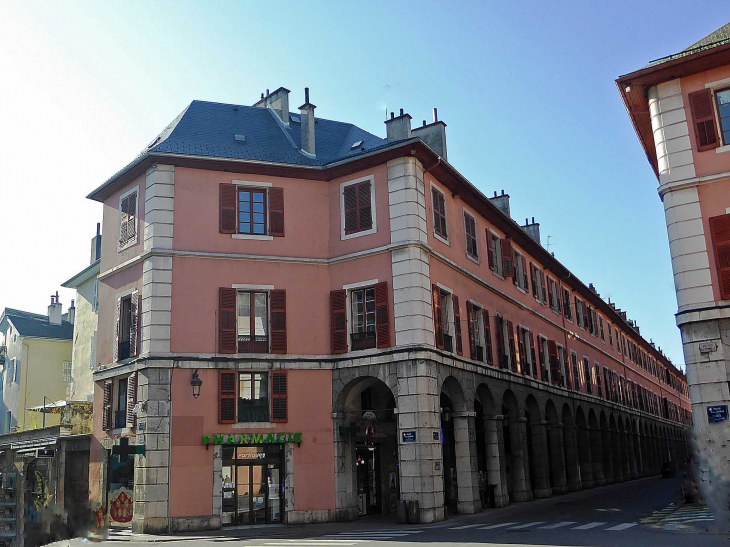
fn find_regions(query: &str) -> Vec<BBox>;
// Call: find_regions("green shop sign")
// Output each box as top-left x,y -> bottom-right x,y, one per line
203,432 -> 303,446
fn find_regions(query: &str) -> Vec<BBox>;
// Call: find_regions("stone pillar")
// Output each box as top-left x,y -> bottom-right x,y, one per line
333,412 -> 358,521
133,366 -> 171,534
530,421 -> 552,499
452,412 -> 480,514
612,429 -> 624,482
484,415 -> 509,507
509,417 -> 533,502
578,426 -> 595,488
601,428 -> 614,484
548,423 -> 568,494
396,360 -> 444,523
634,432 -> 645,477
563,425 -> 582,492
627,432 -> 639,479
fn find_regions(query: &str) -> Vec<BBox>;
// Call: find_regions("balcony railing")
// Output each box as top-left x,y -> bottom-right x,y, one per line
238,335 -> 269,353
238,399 -> 269,422
351,330 -> 376,351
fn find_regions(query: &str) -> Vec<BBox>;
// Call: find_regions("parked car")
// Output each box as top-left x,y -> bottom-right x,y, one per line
661,460 -> 677,478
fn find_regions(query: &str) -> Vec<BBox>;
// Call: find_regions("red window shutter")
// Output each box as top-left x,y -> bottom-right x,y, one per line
126,371 -> 137,428
484,310 -> 493,364
269,187 -> 285,237
530,264 -> 538,299
330,290 -> 348,354
495,315 -> 506,368
501,239 -> 514,277
529,332 -> 537,377
507,321 -> 517,371
374,281 -> 391,348
548,279 -> 554,309
486,230 -> 496,270
102,380 -> 113,431
271,371 -> 288,423
540,270 -> 547,302
466,301 -> 475,359
452,295 -> 463,356
548,340 -> 559,384
517,328 -> 527,375
432,285 -> 444,350
220,184 -> 237,234
219,370 -> 236,424
129,289 -> 139,358
688,89 -> 719,151
218,288 -> 237,354
358,182 -> 372,231
270,289 -> 287,354
710,214 -> 730,299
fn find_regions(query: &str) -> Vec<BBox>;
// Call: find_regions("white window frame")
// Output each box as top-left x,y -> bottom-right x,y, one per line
430,181 -> 449,246
340,175 -> 377,241
538,335 -> 550,382
562,286 -> 573,322
231,283 -> 275,354
547,276 -> 560,313
343,279 -> 379,352
117,186 -> 139,252
230,180 -> 274,241
489,230 -> 504,277
467,300 -> 485,360
514,252 -> 528,292
463,208 -> 479,264
519,325 -> 532,372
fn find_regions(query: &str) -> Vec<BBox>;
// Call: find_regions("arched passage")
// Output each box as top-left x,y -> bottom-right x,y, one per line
502,390 -> 531,502
600,412 -> 614,484
545,400 -> 567,495
617,417 -> 631,480
526,395 -> 551,498
561,403 -> 581,492
440,376 -> 468,514
476,384 -> 508,508
589,409 -> 605,485
576,406 -> 594,488
610,414 -> 624,482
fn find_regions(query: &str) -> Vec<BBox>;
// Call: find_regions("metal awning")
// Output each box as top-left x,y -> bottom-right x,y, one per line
25,400 -> 67,414
10,437 -> 58,450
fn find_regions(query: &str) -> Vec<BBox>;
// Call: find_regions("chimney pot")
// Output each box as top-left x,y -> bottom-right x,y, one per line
433,107 -> 438,122
391,112 -> 394,119
423,120 -> 426,126
399,108 -> 404,116
501,190 -> 505,196
266,88 -> 270,96
532,216 -> 535,223
261,93 -> 264,99
305,87 -> 310,104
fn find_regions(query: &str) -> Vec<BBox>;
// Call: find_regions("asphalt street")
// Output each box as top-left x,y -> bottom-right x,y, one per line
56,476 -> 729,547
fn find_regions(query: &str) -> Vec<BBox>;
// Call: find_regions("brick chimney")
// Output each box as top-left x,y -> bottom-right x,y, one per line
412,108 -> 447,159
299,88 -> 316,156
385,109 -> 412,141
48,292 -> 62,325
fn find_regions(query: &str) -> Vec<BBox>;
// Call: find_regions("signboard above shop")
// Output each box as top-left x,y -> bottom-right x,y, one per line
203,432 -> 303,446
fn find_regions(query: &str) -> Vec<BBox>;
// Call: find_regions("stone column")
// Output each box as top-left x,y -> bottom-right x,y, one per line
397,360 -> 444,523
612,429 -> 624,482
509,417 -> 532,502
563,425 -> 582,492
452,412 -> 480,514
634,432 -> 645,477
333,412 -> 358,521
548,423 -> 568,494
627,432 -> 638,479
601,428 -> 614,484
530,421 -> 552,499
484,415 -> 509,507
578,426 -> 595,488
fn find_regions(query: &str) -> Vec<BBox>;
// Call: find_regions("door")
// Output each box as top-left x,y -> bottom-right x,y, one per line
356,446 -> 381,515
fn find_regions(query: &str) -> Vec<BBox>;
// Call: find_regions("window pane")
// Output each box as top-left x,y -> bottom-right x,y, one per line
253,202 -> 264,213
254,293 -> 267,335
253,192 -> 264,202
253,213 -> 264,223
239,212 -> 251,223
240,191 -> 250,202
253,223 -> 265,234
239,201 -> 250,212
238,293 -> 251,335
717,89 -> 730,105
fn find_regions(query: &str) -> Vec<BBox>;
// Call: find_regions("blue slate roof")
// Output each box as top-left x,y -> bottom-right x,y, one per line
0,309 -> 73,341
148,100 -> 388,166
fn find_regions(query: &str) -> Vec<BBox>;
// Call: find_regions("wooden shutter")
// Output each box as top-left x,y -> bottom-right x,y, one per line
688,89 -> 719,152
358,182 -> 372,230
218,288 -> 237,354
452,295 -> 463,356
220,184 -> 237,234
270,290 -> 287,354
102,380 -> 113,431
125,371 -> 137,428
507,321 -> 517,371
529,332 -> 537,377
129,289 -> 139,358
538,337 -> 546,380
710,214 -> 730,299
495,315 -> 506,368
330,290 -> 348,354
466,301 -> 475,359
269,187 -> 285,237
517,328 -> 527,375
271,371 -> 288,423
374,281 -> 390,348
484,310 -> 493,364
432,285 -> 444,350
128,193 -> 137,242
540,270 -> 547,302
219,370 -> 236,424
119,195 -> 129,246
522,258 -> 529,291
582,301 -> 588,329
548,340 -> 559,384
344,185 -> 358,234
501,239 -> 514,277
113,296 -> 121,363
547,279 -> 554,309
486,230 -> 496,270
530,264 -> 538,299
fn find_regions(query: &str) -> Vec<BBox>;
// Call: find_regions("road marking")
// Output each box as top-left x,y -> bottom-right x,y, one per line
605,523 -> 637,531
572,522 -> 606,530
538,521 -> 576,529
449,524 -> 483,529
479,522 -> 518,530
508,522 -> 545,529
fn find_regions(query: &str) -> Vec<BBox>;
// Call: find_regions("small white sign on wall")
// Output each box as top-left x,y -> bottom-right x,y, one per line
699,342 -> 718,354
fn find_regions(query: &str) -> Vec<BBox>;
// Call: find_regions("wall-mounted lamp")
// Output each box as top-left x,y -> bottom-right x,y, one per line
190,369 -> 203,399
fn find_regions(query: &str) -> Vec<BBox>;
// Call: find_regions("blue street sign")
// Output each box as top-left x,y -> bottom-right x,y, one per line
707,405 -> 728,423
402,431 -> 417,443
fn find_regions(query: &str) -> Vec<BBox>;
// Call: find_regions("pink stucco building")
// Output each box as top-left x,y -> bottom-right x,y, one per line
88,87 -> 690,533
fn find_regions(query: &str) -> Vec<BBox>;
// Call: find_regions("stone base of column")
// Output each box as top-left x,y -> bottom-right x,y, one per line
132,517 -> 169,534
533,487 -> 552,499
419,506 -> 445,523
512,490 -> 533,502
567,482 -> 582,492
495,493 -> 510,508
552,484 -> 569,495
457,500 -> 479,514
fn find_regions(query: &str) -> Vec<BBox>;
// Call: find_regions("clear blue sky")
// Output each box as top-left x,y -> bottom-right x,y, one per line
1,0 -> 726,367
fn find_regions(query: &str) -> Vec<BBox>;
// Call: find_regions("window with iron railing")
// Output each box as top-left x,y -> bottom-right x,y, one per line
351,287 -> 376,350
238,372 -> 269,422
237,291 -> 268,353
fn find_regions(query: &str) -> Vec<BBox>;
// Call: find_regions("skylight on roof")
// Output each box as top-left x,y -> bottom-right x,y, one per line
290,114 -> 300,123
351,140 -> 364,149
234,134 -> 246,143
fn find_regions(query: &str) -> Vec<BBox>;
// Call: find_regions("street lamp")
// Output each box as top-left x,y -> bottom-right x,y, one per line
190,369 -> 203,399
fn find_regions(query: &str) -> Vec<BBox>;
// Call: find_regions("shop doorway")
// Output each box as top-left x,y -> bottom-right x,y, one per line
356,446 -> 381,515
221,446 -> 283,526
441,393 -> 458,514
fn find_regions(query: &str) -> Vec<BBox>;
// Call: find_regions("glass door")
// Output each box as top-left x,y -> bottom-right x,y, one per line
236,464 -> 251,525
221,464 -> 235,525
268,465 -> 282,523
251,465 -> 267,524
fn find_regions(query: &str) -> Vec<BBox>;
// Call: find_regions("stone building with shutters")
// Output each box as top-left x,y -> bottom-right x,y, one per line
617,23 -> 730,495
87,87 -> 691,533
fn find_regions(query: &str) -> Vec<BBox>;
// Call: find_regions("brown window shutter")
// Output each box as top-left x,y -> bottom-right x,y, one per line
374,281 -> 391,348
548,340 -> 559,384
220,183 -> 237,234
484,310 -> 493,364
486,230 -> 496,270
129,289 -> 139,358
113,296 -> 121,363
358,182 -> 373,231
507,321 -> 517,371
501,239 -> 514,277
452,295 -> 463,355
432,285 -> 444,350
522,258 -> 529,291
540,270 -> 547,302
529,332 -> 537,377
126,371 -> 137,428
466,301 -> 475,359
219,370 -> 236,424
269,187 -> 285,237
271,371 -> 288,423
548,279 -> 554,309
330,290 -> 348,354
688,89 -> 719,151
710,214 -> 730,299
495,315 -> 506,368
102,380 -> 113,431
344,185 -> 359,234
537,338 -> 546,380
517,328 -> 526,375
218,288 -> 237,354
531,264 -> 538,299
582,301 -> 588,328
270,290 -> 287,354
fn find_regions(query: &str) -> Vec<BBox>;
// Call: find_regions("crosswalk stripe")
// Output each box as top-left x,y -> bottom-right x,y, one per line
605,523 -> 637,531
538,521 -> 576,529
572,522 -> 606,530
479,522 -> 518,530
508,522 -> 545,529
449,524 -> 483,529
